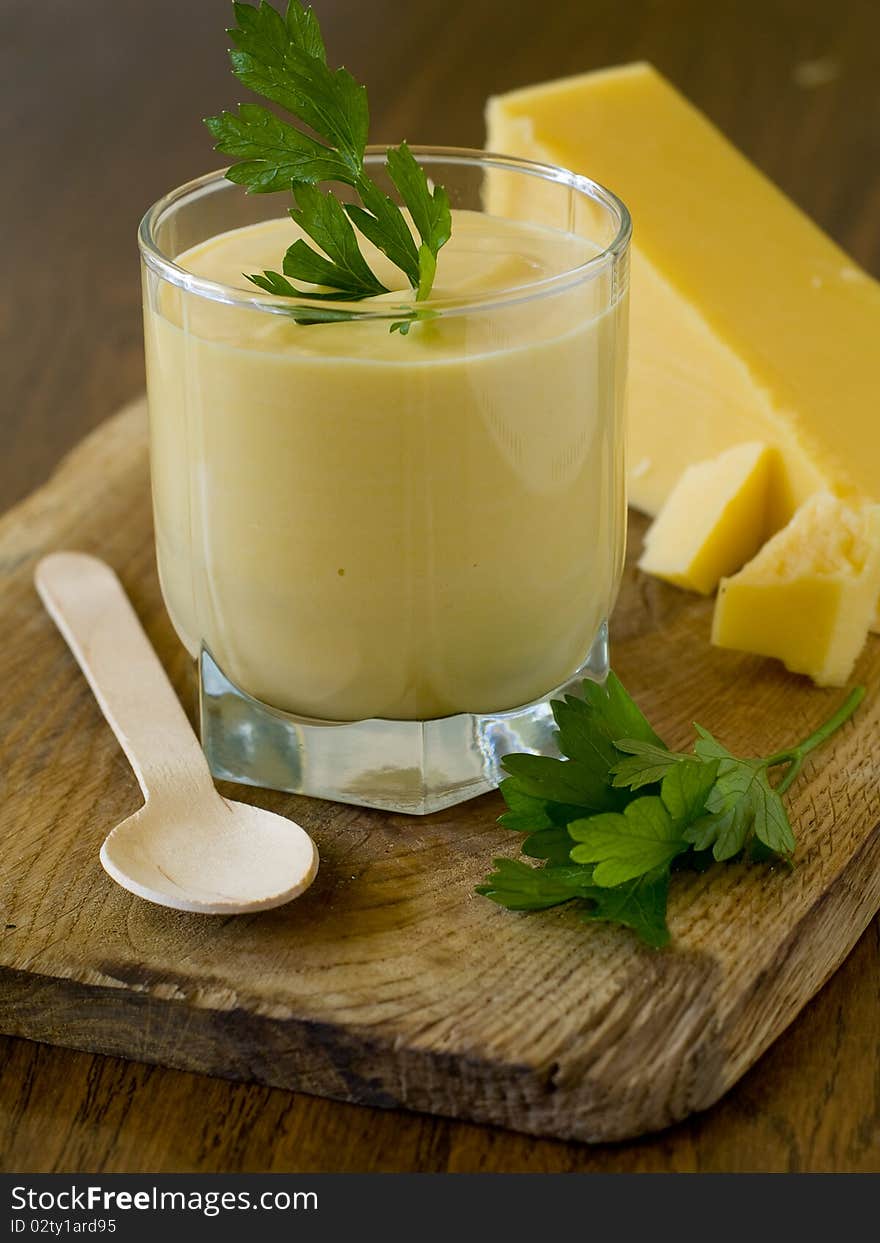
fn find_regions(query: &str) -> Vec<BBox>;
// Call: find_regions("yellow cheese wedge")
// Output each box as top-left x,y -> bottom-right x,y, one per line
712,493 -> 880,686
487,65 -> 880,529
639,442 -> 773,594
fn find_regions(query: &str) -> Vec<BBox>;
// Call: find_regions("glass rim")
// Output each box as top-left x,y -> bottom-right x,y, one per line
138,145 -> 632,320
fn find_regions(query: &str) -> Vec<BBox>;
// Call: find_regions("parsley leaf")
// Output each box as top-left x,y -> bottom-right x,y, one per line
496,780 -> 583,833
245,269 -> 368,325
692,723 -> 732,763
543,673 -> 665,783
346,176 -> 421,287
683,729 -> 795,860
660,757 -> 718,823
230,0 -> 325,65
522,826 -> 578,865
279,0 -> 325,60
584,671 -> 665,747
245,268 -> 300,297
500,753 -> 622,813
610,739 -> 689,790
476,858 -> 671,948
499,678 -> 660,813
568,759 -> 716,885
205,1 -> 450,323
496,780 -> 586,862
205,104 -> 352,192
285,184 -> 388,295
476,860 -> 600,911
228,3 -> 367,173
550,695 -> 621,777
568,796 -> 689,885
477,673 -> 864,949
580,868 -> 671,949
385,142 -> 452,298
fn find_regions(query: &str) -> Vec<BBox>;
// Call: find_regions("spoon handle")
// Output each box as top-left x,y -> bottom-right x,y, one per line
35,551 -> 215,805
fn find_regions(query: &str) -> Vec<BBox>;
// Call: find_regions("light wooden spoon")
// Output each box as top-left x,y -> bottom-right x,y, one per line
35,552 -> 318,914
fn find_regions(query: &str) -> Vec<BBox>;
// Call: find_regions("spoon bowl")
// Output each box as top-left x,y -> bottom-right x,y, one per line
100,796 -> 318,914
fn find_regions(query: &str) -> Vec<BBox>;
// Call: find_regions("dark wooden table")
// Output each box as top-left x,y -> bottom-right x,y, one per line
2,0 -> 878,1173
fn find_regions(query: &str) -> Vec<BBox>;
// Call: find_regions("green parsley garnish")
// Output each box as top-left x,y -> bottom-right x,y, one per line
476,674 -> 864,948
205,1 -> 451,329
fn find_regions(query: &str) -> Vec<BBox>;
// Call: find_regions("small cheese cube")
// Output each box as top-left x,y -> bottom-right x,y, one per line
712,493 -> 880,686
639,442 -> 773,594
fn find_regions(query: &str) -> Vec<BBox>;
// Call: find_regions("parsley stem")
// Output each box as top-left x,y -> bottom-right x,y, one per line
775,757 -> 802,796
767,685 -> 865,794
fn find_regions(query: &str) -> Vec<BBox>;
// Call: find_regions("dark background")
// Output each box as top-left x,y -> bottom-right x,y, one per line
2,0 -> 878,1172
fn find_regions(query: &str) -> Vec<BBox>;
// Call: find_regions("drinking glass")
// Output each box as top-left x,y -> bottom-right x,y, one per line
139,149 -> 631,812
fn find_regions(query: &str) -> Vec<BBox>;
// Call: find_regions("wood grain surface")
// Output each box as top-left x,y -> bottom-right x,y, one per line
2,398 -> 879,1153
2,0 -> 879,1173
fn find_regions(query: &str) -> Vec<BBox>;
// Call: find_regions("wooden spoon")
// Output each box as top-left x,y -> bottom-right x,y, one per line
34,552 -> 318,914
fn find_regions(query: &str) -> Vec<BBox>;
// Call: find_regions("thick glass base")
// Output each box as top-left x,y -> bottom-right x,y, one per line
199,622 -> 609,815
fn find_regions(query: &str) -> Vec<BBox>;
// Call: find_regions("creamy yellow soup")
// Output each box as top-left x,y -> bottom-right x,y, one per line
144,210 -> 627,720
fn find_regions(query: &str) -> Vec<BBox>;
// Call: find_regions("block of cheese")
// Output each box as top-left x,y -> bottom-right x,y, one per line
639,442 -> 773,594
712,493 -> 880,686
487,65 -> 880,529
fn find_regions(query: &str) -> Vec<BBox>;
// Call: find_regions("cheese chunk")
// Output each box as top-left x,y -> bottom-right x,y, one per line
487,65 -> 880,528
639,442 -> 773,594
712,493 -> 880,686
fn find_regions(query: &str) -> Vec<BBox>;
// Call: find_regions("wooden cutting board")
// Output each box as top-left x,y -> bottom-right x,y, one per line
1,397 -> 878,1144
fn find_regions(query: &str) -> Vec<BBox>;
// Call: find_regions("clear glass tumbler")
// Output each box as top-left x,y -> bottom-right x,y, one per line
139,148 -> 631,813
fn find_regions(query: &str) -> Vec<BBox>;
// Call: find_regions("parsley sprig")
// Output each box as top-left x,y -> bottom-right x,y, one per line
205,1 -> 451,329
477,675 -> 864,948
